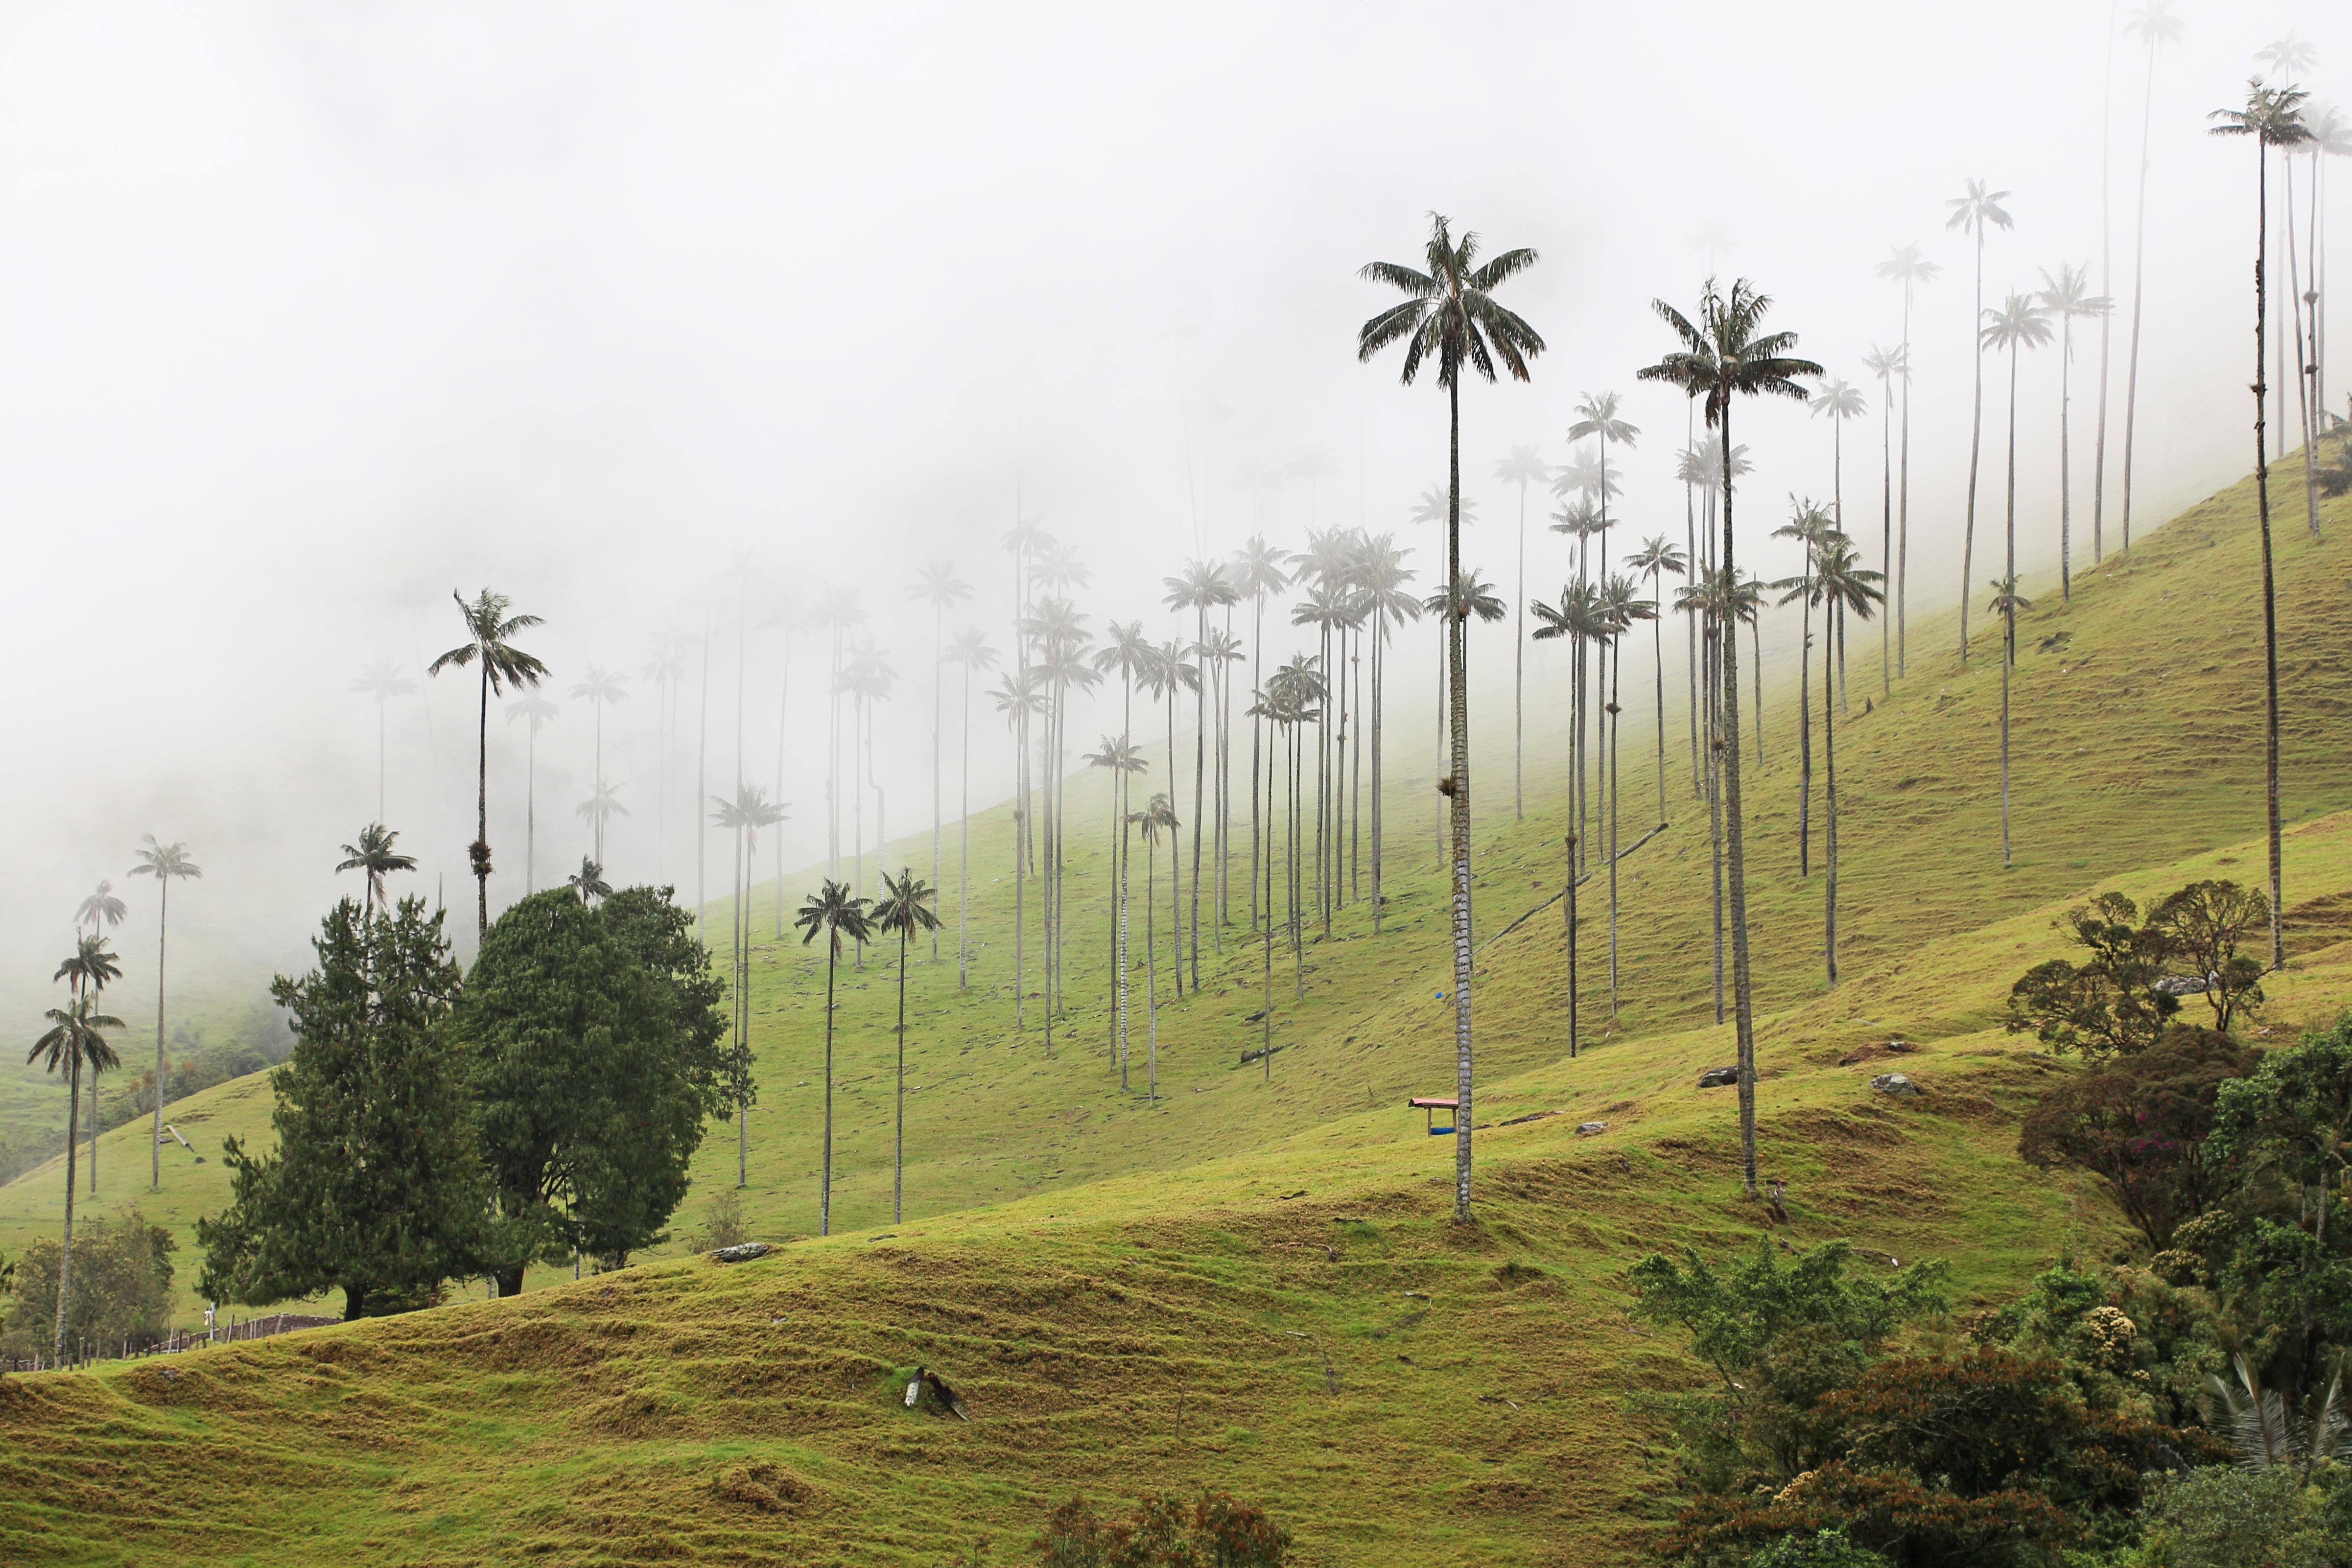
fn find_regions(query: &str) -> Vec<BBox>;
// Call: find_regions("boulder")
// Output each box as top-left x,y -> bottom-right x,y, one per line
1697,1066 -> 1740,1089
710,1242 -> 775,1264
1575,1121 -> 1609,1137
1870,1073 -> 1922,1097
2153,975 -> 2211,996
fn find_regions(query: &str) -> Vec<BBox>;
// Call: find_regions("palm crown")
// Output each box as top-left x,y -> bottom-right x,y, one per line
1356,214 -> 1544,388
794,878 -> 874,958
872,868 -> 942,941
130,835 -> 202,890
428,589 -> 548,695
2209,79 -> 2313,149
1980,293 -> 2055,355
1638,279 -> 1823,429
1944,180 -> 2015,241
336,823 -> 417,910
55,934 -> 122,997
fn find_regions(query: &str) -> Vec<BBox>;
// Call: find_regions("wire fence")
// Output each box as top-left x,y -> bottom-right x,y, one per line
2,1312 -> 338,1375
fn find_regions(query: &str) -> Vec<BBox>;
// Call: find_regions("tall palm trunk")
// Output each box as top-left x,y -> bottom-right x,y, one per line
1370,626 -> 1386,933
2247,135 -> 2287,970
1444,377 -> 1474,1224
1514,475 -> 1527,819
2059,312 -> 2077,603
2119,38 -> 2158,555
1564,831 -> 1579,1058
150,881 -> 170,1192
958,660 -> 972,990
474,663 -> 492,940
821,938 -> 837,1236
1796,584 -> 1813,878
696,610 -> 711,940
932,607 -> 943,959
1960,221 -> 1988,660
893,922 -> 909,1223
1651,578 -> 1668,824
735,824 -> 750,1184
2093,5 -> 2117,565
1606,631 -> 1622,1015
2001,338 -> 2022,867
1825,601 -> 1842,982
1249,587 -> 1264,930
1880,381 -> 1895,692
1898,281 -> 1915,672
1718,407 -> 1761,1198
2285,161 -> 2321,542
1189,629 -> 1206,989
55,1055 -> 80,1361
1164,691 -> 1184,998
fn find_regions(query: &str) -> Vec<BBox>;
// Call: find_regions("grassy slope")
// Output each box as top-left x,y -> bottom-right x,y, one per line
9,464 -> 2345,1310
3,813 -> 2351,1568
1,468 -> 2349,1564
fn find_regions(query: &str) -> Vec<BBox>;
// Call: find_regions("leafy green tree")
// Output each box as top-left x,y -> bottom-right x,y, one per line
1032,1491 -> 1291,1568
2140,1462 -> 2352,1568
197,897 -> 483,1320
1358,213 -> 1543,1225
1630,1238 -> 1947,1489
2211,80 -> 2313,973
2005,890 -> 2182,1056
5,1209 -> 174,1353
871,867 -> 940,1224
128,834 -> 202,1194
1747,1526 -> 1888,1568
2147,879 -> 2270,1030
458,887 -> 728,1292
795,879 -> 872,1236
1639,279 -> 1822,1196
2018,1025 -> 2259,1249
428,588 -> 550,941
27,992 -> 123,1358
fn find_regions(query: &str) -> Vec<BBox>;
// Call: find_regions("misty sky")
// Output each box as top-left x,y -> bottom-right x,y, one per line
2,0 -> 2342,1028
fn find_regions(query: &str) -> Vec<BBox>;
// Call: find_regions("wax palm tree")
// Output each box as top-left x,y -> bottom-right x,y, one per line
2036,265 -> 2114,603
1639,278 -> 1821,1197
1083,734 -> 1147,1083
576,782 -> 630,867
1874,245 -> 1939,673
2119,0 -> 2185,556
1596,573 -> 1653,1015
1494,444 -> 1550,819
567,856 -> 612,903
1547,495 -> 1607,854
1130,793 -> 1178,1100
1197,621 -> 1247,927
712,783 -> 786,1184
428,589 -> 550,940
1861,343 -> 1907,691
1229,536 -> 1293,932
65,890 -> 124,1193
2256,35 -> 2320,502
990,667 -> 1048,1031
1352,534 -> 1420,937
643,638 -> 688,885
2213,79 -> 2313,970
566,667 -> 627,863
871,868 -> 941,1223
503,692 -> 559,891
1772,499 -> 1837,877
1809,378 -> 1866,533
1531,581 -> 1606,1031
1986,575 -> 2036,867
1674,569 -> 1734,1021
336,823 -> 416,916
794,879 -> 872,1236
350,658 -> 416,823
1164,561 -> 1237,984
945,629 -> 997,989
28,993 -> 122,1360
1625,536 -> 1688,824
1265,655 -> 1327,1009
1814,538 -> 1883,981
1359,213 -> 1542,1223
1945,182 -> 2015,661
127,835 -> 201,1193
907,563 -> 972,959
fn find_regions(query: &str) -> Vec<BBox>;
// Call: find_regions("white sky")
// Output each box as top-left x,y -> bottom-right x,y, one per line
0,0 -> 2343,1027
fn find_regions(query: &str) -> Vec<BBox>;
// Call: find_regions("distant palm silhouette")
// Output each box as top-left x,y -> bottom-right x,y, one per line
1945,180 -> 2015,661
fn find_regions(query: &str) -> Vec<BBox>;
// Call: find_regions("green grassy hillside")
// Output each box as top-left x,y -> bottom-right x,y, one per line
3,465 -> 2351,1566
3,807 -> 2351,1567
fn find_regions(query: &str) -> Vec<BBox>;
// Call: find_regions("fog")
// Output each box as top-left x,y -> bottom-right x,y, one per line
1,0 -> 2343,1033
